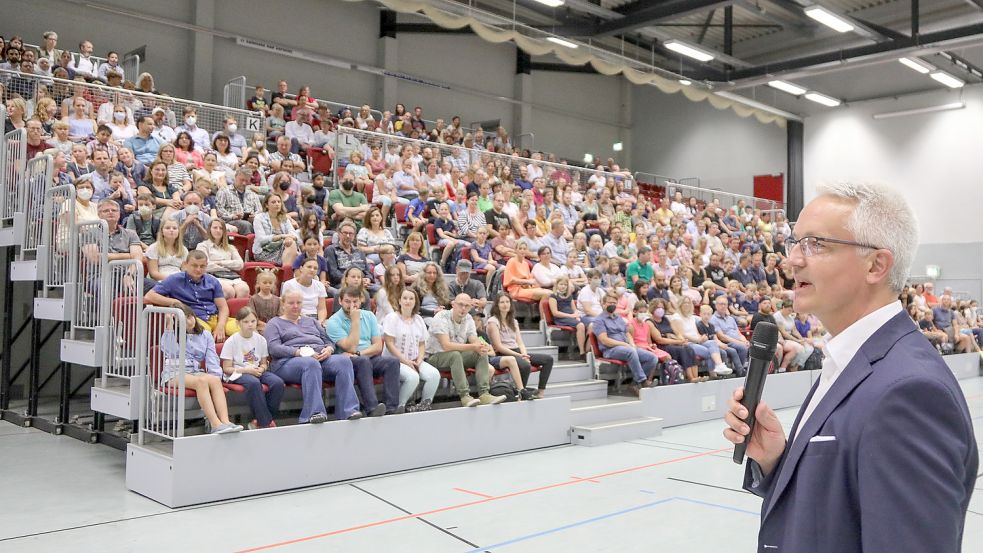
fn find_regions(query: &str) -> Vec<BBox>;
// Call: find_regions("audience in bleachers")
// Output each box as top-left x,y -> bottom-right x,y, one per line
6,27 -> 981,427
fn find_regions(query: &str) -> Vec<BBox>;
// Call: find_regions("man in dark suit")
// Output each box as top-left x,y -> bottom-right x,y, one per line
724,182 -> 977,553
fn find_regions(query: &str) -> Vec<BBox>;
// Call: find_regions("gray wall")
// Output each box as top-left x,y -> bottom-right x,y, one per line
630,84 -> 788,195
912,243 -> 983,301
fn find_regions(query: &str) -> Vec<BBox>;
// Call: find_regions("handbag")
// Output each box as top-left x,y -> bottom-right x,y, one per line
212,270 -> 241,280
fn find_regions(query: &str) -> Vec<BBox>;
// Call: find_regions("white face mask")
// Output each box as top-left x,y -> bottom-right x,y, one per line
138,205 -> 152,218
113,112 -> 125,122
185,204 -> 199,216
77,188 -> 93,201
227,124 -> 237,133
185,116 -> 196,126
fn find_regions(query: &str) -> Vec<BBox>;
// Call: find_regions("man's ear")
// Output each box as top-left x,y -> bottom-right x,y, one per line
865,249 -> 894,287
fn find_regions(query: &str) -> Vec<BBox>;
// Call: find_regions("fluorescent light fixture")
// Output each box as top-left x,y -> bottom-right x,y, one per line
930,70 -> 965,88
804,6 -> 855,33
768,80 -> 807,96
613,142 -> 623,152
664,39 -> 715,62
898,57 -> 934,74
926,265 -> 941,279
546,36 -> 578,49
583,153 -> 594,163
678,79 -> 692,86
873,102 -> 965,119
804,92 -> 841,107
533,0 -> 565,7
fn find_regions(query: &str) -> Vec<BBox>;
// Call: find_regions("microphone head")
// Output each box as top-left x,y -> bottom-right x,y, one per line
749,321 -> 780,361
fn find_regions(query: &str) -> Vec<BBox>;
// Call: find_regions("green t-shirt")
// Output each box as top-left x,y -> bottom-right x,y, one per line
326,188 -> 367,228
626,260 -> 654,285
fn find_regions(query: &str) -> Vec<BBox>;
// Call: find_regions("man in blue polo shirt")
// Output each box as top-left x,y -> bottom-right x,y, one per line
710,294 -> 749,371
592,291 -> 658,396
325,286 -> 400,415
144,250 -> 238,341
124,116 -> 162,165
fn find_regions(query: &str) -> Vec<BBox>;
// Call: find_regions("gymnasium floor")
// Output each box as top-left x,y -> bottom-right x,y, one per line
2,377 -> 981,553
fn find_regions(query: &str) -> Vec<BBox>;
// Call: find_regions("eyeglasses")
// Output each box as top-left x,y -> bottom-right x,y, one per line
787,235 -> 883,257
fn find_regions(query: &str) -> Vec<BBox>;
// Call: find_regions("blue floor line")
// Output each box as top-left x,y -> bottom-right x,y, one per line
460,496 -> 758,552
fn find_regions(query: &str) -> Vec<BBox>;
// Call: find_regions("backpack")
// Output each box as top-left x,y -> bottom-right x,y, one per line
803,349 -> 824,372
489,373 -> 519,402
660,359 -> 686,385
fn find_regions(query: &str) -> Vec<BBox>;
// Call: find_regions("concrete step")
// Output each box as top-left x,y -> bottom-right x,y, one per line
570,416 -> 664,447
542,379 -> 608,401
521,330 -> 546,347
526,345 -> 558,362
569,396 -> 646,427
527,362 -> 592,387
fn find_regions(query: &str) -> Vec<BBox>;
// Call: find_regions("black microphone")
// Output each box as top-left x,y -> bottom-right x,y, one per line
733,321 -> 780,465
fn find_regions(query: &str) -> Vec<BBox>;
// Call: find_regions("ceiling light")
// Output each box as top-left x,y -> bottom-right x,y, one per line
533,0 -> 565,7
664,40 -> 715,62
678,79 -> 691,85
898,57 -> 934,74
805,92 -> 841,107
546,36 -> 578,49
872,102 -> 965,119
930,70 -> 965,88
768,80 -> 807,96
804,6 -> 855,33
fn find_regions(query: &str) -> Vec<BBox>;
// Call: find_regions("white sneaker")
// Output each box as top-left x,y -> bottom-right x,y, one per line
713,364 -> 733,376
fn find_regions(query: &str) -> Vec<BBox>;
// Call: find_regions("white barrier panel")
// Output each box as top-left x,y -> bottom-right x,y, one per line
127,396 -> 571,507
944,352 -> 981,380
222,75 -> 247,109
0,128 -> 27,246
33,184 -> 77,320
17,155 -> 53,256
60,220 -> 109,366
138,307 -> 188,443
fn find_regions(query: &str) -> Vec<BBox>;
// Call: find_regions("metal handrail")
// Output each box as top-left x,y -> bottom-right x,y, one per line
103,260 -> 145,380
0,128 -> 27,226
138,306 -> 187,444
70,219 -> 109,333
17,155 -> 53,257
38,184 -> 77,294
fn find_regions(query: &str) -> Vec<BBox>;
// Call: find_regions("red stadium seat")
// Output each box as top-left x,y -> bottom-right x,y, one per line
425,223 -> 438,247
226,297 -> 250,318
364,182 -> 374,204
241,262 -> 279,295
229,233 -> 253,263
309,147 -> 333,176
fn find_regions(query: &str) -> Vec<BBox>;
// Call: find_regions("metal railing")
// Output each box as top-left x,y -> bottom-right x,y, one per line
138,306 -> 187,443
17,155 -> 53,258
223,76 -> 247,110
0,129 -> 27,228
120,54 -> 140,84
330,126 -> 634,192
37,184 -> 77,299
635,171 -> 784,213
71,219 -> 109,332
236,82 -> 385,121
104,260 -> 145,380
0,68 -> 263,141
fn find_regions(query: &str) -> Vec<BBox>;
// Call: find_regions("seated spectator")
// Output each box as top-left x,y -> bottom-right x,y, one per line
116,146 -> 147,189
592,291 -> 659,396
144,250 -> 238,340
559,251 -> 588,289
414,262 -> 451,320
532,246 -> 562,289
160,303 -> 242,434
330,266 -> 372,313
357,207 -> 396,265
382,288 -> 439,412
916,306 -> 949,351
549,276 -> 592,358
773,300 -> 815,367
696,304 -> 744,375
219,306 -> 284,429
175,107 -> 210,150
447,260 -> 488,314
933,294 -> 978,353
426,293 -> 506,408
625,301 -> 672,363
107,104 -> 137,141
47,120 -> 74,157
326,286 -> 401,415
247,85 -> 268,114
710,294 -> 750,370
375,264 -> 403,320
71,175 -> 100,223
252,193 -> 299,266
433,202 -> 461,272
125,193 -> 161,248
923,282 -> 940,307
751,298 -> 799,372
343,151 -> 373,193
486,293 -> 554,400
469,226 -> 499,290
247,270 -> 280,333
281,257 -> 329,323
25,119 -> 52,160
539,220 -> 570,266
196,219 -> 248,299
151,106 -> 177,143
396,231 -> 428,285
264,290 -> 362,423
156,143 -> 193,192
326,177 -> 370,229
171,191 -> 211,250
503,241 -> 552,302
265,103 -> 287,140
96,50 -> 123,83
145,218 -> 187,282
325,220 -> 371,290
212,134 -> 238,176
646,298 -> 699,381
292,236 -> 330,288
284,108 -> 315,154
213,117 -> 248,157
174,132 -> 204,170
216,168 -> 262,234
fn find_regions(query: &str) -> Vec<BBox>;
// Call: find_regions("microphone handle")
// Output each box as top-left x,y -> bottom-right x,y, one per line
733,356 -> 770,464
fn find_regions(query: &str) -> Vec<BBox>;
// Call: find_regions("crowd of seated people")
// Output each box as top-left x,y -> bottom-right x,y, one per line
7,29 -> 982,433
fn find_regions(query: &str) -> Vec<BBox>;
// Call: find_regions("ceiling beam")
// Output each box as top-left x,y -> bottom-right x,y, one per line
697,9 -> 717,44
393,23 -> 475,34
594,0 -> 736,36
964,0 -> 983,11
726,20 -> 983,81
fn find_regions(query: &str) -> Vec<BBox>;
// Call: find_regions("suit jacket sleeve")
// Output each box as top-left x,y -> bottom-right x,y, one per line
857,375 -> 973,553
742,458 -> 780,499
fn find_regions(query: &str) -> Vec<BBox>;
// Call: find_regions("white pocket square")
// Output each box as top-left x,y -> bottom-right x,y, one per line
809,435 -> 837,443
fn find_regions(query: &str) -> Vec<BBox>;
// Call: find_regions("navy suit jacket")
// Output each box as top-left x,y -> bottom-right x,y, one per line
743,311 -> 978,553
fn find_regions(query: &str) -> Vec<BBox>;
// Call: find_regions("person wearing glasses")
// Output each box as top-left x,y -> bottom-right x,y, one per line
723,183 -> 977,553
325,220 -> 373,291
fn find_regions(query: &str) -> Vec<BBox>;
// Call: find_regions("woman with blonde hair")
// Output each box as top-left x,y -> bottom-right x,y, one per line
197,219 -> 249,298
33,97 -> 58,134
145,218 -> 187,281
252,193 -> 299,266
414,262 -> 451,321
357,206 -> 396,265
155,142 -> 193,193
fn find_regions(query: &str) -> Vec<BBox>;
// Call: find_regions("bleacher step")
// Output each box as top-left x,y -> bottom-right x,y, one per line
9,259 -> 38,281
570,417 -> 664,447
541,379 -> 607,401
569,396 -> 646,427
91,379 -> 143,421
526,345 -> 559,362
527,362 -> 592,386
521,330 -> 546,347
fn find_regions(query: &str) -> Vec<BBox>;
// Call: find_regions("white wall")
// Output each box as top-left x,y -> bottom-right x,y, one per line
630,84 -> 787,196
803,86 -> 983,245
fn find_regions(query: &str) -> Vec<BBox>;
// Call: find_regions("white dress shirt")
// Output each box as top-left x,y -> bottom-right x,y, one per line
791,300 -> 903,444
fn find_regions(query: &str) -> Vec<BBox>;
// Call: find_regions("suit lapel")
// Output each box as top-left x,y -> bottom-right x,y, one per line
761,310 -> 918,522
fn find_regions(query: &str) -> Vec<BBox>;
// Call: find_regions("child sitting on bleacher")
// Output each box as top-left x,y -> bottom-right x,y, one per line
292,236 -> 329,288
406,187 -> 429,233
372,244 -> 397,282
161,303 -> 243,434
432,202 -> 460,273
220,307 -> 284,430
247,270 -> 280,333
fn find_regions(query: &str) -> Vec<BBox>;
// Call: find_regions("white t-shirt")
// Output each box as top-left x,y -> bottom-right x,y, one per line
577,285 -> 604,317
281,278 -> 327,316
669,312 -> 702,342
219,331 -> 268,370
382,312 -> 428,360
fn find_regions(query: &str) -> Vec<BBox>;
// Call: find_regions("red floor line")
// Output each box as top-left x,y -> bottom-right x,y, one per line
232,445 -> 734,553
570,476 -> 601,483
453,488 -> 494,499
